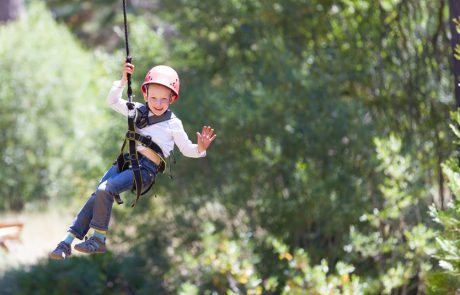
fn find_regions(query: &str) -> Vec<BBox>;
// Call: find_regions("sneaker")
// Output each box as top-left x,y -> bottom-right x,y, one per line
50,241 -> 72,260
74,236 -> 107,254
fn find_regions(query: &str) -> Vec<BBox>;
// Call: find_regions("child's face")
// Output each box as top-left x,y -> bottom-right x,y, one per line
146,83 -> 173,116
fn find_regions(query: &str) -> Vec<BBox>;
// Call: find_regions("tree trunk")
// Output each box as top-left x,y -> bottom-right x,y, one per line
438,152 -> 445,208
0,0 -> 23,23
450,0 -> 460,179
449,0 -> 460,109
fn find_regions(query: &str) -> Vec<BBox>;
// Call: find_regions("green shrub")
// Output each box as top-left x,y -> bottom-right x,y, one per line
0,2 -> 113,210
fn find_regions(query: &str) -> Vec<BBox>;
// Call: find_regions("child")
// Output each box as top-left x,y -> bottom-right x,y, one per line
50,62 -> 216,260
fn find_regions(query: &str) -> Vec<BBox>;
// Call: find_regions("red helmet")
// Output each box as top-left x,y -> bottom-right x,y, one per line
141,65 -> 180,103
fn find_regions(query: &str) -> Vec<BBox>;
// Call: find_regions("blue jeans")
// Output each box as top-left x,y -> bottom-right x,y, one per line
69,154 -> 158,239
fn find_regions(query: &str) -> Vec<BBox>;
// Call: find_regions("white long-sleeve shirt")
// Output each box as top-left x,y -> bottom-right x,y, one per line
107,80 -> 206,158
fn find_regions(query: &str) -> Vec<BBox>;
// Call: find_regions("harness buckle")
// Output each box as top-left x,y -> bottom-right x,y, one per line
126,101 -> 135,110
127,103 -> 136,118
126,131 -> 136,140
142,135 -> 152,147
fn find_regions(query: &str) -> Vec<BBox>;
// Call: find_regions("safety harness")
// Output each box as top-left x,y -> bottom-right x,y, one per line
115,0 -> 171,207
114,105 -> 172,207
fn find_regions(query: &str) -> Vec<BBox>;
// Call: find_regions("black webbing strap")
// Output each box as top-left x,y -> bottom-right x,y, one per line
115,129 -> 167,206
126,131 -> 163,156
135,107 -> 172,128
122,0 -> 143,207
146,109 -> 172,125
119,0 -> 171,207
128,116 -> 143,207
122,0 -> 133,102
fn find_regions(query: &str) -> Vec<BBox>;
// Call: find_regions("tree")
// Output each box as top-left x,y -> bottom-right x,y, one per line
449,0 -> 460,109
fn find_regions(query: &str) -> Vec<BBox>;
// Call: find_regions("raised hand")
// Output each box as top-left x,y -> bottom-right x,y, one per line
197,126 -> 217,153
121,62 -> 135,83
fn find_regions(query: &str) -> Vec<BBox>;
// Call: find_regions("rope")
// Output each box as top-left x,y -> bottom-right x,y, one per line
122,0 -> 133,108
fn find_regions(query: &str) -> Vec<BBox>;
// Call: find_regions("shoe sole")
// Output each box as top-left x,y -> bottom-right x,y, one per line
73,245 -> 106,254
49,253 -> 69,260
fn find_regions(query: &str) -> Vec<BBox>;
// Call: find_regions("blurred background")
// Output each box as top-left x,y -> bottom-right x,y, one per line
0,0 -> 459,294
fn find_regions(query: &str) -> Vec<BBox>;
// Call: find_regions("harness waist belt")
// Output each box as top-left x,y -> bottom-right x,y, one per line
125,131 -> 164,159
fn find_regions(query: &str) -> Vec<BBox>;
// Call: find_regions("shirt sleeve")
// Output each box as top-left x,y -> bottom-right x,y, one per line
171,118 -> 206,158
107,80 -> 130,116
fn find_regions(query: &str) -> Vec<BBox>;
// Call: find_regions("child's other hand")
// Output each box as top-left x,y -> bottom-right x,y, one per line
197,126 -> 217,153
121,62 -> 135,84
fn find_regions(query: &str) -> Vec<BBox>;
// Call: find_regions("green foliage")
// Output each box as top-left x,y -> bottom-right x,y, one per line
266,237 -> 365,295
167,227 -> 367,294
426,112 -> 460,294
0,2 -> 113,211
1,199 -> 367,294
348,135 -> 435,294
0,253 -> 137,295
121,198 -> 368,294
427,197 -> 460,294
0,0 -> 456,294
155,0 -> 384,266
149,0 -> 452,270
168,221 -> 264,294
